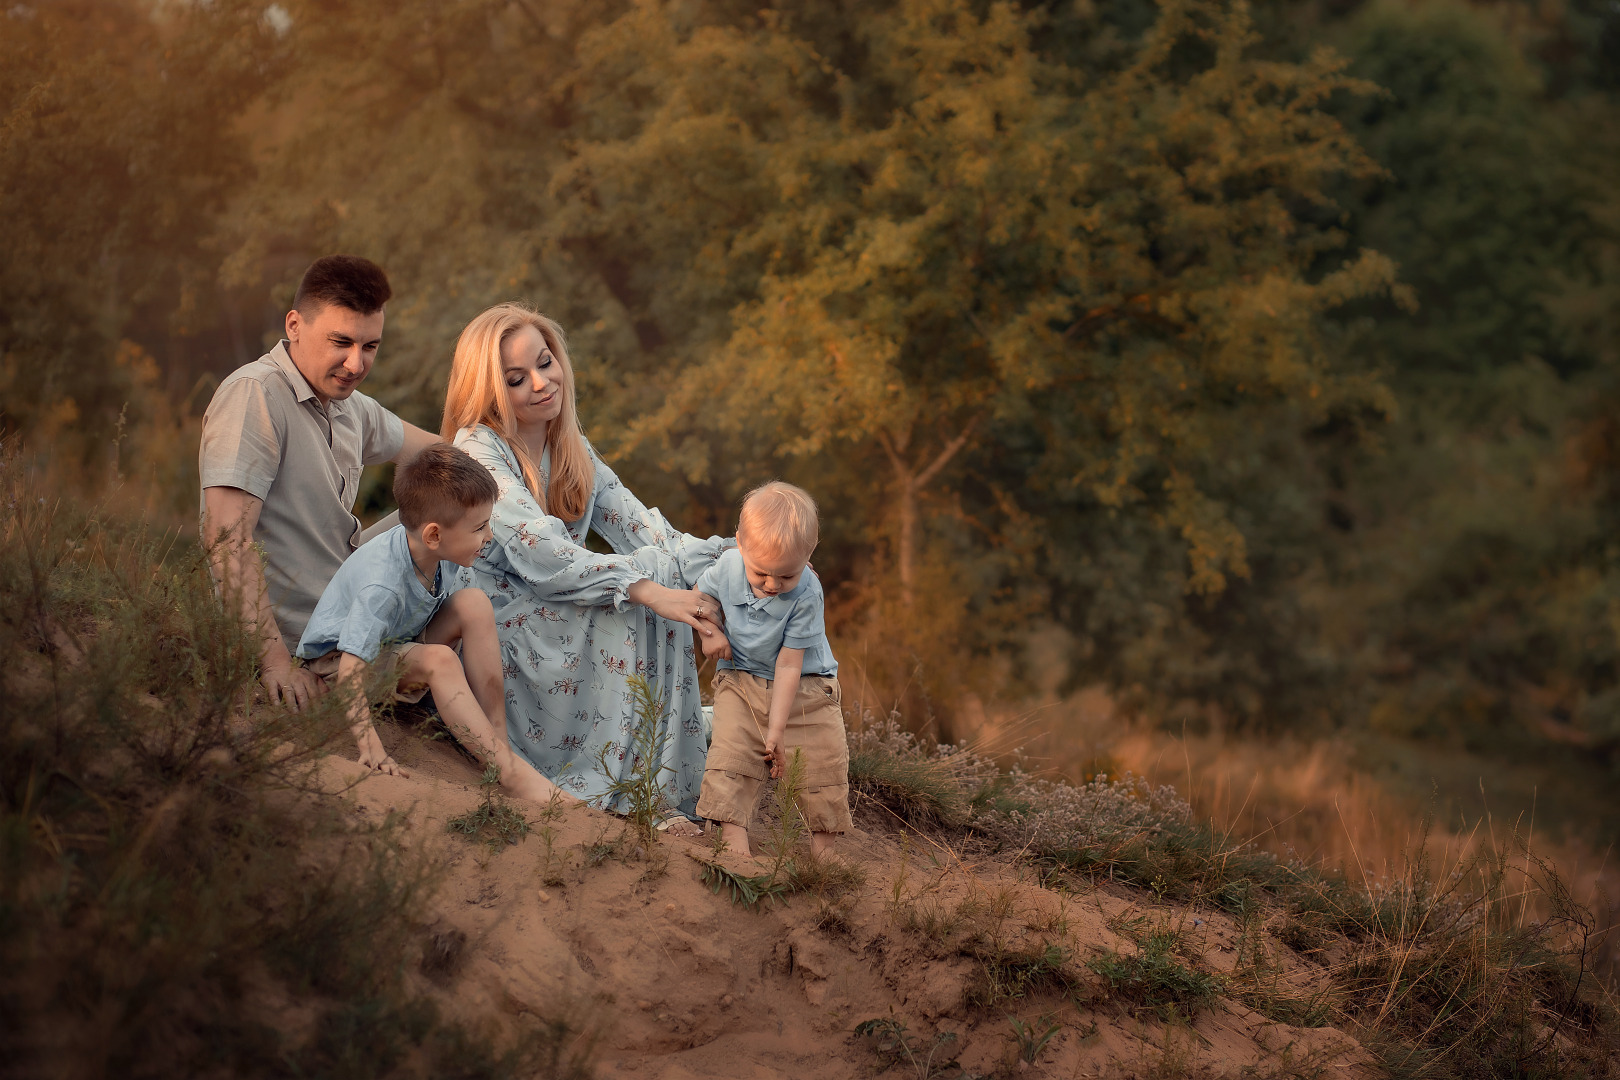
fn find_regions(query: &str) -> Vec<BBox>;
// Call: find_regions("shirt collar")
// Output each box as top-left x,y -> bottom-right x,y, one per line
732,558 -> 807,607
269,339 -> 321,406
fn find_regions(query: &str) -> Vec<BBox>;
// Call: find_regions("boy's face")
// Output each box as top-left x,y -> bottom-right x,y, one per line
737,534 -> 808,599
424,502 -> 494,567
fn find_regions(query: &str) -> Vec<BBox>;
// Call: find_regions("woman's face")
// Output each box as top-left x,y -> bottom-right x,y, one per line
500,324 -> 565,431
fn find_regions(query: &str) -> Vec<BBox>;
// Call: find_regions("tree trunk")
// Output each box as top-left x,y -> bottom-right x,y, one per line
879,417 -> 979,607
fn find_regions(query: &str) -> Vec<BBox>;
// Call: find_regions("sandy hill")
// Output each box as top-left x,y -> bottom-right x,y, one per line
324,723 -> 1378,1080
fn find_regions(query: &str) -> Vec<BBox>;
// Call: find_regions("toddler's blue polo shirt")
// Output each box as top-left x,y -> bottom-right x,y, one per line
694,548 -> 837,681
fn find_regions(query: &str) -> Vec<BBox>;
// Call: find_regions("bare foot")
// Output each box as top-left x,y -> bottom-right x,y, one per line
659,817 -> 704,839
501,753 -> 578,805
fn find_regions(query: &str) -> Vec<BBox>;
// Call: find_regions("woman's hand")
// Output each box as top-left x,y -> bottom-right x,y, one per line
626,580 -> 722,639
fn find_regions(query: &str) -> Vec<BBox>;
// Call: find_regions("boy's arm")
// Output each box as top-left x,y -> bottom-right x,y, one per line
335,651 -> 408,777
764,647 -> 805,779
695,591 -> 731,660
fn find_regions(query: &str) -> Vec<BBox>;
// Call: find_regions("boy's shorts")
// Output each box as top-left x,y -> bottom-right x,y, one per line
301,642 -> 431,705
695,669 -> 852,833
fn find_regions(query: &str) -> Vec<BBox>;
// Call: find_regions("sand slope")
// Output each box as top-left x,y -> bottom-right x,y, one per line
318,728 -> 1380,1079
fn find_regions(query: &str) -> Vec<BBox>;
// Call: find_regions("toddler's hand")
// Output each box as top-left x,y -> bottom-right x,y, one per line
764,732 -> 785,780
700,629 -> 732,661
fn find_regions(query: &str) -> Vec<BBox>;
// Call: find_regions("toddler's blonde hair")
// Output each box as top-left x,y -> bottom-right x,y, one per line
738,481 -> 819,561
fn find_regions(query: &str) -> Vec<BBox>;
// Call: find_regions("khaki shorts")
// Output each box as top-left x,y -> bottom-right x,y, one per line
302,642 -> 430,705
695,669 -> 852,834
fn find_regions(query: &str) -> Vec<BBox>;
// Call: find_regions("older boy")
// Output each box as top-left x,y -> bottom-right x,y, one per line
297,444 -> 569,803
693,482 -> 849,856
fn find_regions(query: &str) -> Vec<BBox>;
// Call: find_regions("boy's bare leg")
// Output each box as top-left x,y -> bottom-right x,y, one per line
811,831 -> 837,857
423,590 -> 506,724
399,641 -> 574,805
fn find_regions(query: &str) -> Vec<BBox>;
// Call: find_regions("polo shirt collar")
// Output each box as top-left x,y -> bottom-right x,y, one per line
738,564 -> 807,609
269,340 -> 321,405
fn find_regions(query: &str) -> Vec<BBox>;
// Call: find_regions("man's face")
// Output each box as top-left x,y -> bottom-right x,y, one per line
285,302 -> 385,402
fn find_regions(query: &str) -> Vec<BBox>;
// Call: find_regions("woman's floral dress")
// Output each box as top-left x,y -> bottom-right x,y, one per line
454,425 -> 728,819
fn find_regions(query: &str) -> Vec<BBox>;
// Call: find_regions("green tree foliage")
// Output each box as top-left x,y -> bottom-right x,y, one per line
0,0 -> 274,448
7,0 -> 1620,781
553,0 -> 1406,711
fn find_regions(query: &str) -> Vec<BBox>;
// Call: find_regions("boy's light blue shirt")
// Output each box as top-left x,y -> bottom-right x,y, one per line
296,524 -> 469,664
694,548 -> 837,680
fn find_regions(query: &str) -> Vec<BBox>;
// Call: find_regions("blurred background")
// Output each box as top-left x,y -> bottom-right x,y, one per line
4,0 -> 1617,944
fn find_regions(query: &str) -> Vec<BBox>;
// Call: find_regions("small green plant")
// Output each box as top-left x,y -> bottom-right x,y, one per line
593,675 -> 674,848
1087,930 -> 1224,1021
1008,1014 -> 1061,1065
446,762 -> 532,851
971,942 -> 1074,1007
536,824 -> 575,887
694,857 -> 796,910
690,749 -> 832,911
854,1015 -> 963,1080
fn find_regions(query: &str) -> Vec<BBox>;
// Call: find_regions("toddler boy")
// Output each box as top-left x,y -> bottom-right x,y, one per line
693,482 -> 849,856
296,443 -> 568,804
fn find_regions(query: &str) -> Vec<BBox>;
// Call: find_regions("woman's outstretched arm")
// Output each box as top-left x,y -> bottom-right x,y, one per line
586,449 -> 731,587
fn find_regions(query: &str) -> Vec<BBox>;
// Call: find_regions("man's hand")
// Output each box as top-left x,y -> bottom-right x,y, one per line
261,647 -> 325,710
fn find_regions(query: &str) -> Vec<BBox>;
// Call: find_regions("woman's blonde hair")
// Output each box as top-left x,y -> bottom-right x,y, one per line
440,302 -> 594,521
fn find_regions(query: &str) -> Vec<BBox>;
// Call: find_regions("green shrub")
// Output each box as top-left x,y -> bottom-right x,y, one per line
0,460 -> 590,1078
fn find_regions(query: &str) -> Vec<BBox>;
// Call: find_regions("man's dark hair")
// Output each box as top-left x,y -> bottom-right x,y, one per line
293,255 -> 392,316
394,443 -> 499,529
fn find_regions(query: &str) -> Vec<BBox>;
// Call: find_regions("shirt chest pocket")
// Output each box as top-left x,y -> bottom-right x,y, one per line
343,466 -> 363,507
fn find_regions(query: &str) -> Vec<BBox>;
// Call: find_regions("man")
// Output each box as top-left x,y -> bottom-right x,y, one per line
200,255 -> 439,709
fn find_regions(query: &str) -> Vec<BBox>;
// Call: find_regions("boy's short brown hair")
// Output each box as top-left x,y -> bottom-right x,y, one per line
394,443 -> 498,529
737,481 -> 819,560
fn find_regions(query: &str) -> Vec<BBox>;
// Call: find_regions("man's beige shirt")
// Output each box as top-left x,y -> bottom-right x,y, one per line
199,340 -> 404,647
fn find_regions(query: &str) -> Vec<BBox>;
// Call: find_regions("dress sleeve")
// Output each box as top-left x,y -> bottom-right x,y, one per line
587,449 -> 731,589
457,427 -> 651,610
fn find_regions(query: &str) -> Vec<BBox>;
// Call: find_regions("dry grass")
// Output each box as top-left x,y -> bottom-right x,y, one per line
854,693 -> 1619,1078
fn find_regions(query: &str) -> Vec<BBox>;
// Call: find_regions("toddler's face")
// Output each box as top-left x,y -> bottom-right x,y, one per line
433,501 -> 495,567
737,535 -> 807,599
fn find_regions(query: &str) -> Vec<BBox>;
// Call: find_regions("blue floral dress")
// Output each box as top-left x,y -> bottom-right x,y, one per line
453,424 -> 729,818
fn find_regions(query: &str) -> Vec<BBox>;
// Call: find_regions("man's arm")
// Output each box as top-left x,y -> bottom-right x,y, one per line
764,647 -> 805,779
202,486 -> 324,710
391,421 -> 441,466
334,651 -> 407,776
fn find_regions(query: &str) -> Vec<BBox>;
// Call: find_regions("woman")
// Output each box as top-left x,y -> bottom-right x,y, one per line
443,303 -> 727,829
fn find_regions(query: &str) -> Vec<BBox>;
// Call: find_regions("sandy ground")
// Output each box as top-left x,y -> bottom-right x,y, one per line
311,720 -> 1382,1079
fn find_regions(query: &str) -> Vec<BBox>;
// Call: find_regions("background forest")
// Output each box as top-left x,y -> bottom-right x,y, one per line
4,0 -> 1619,878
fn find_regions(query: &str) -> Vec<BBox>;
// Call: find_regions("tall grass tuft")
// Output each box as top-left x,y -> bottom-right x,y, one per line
0,454 -> 591,1078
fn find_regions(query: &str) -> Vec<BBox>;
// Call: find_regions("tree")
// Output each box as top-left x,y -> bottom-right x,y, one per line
553,0 -> 1404,713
